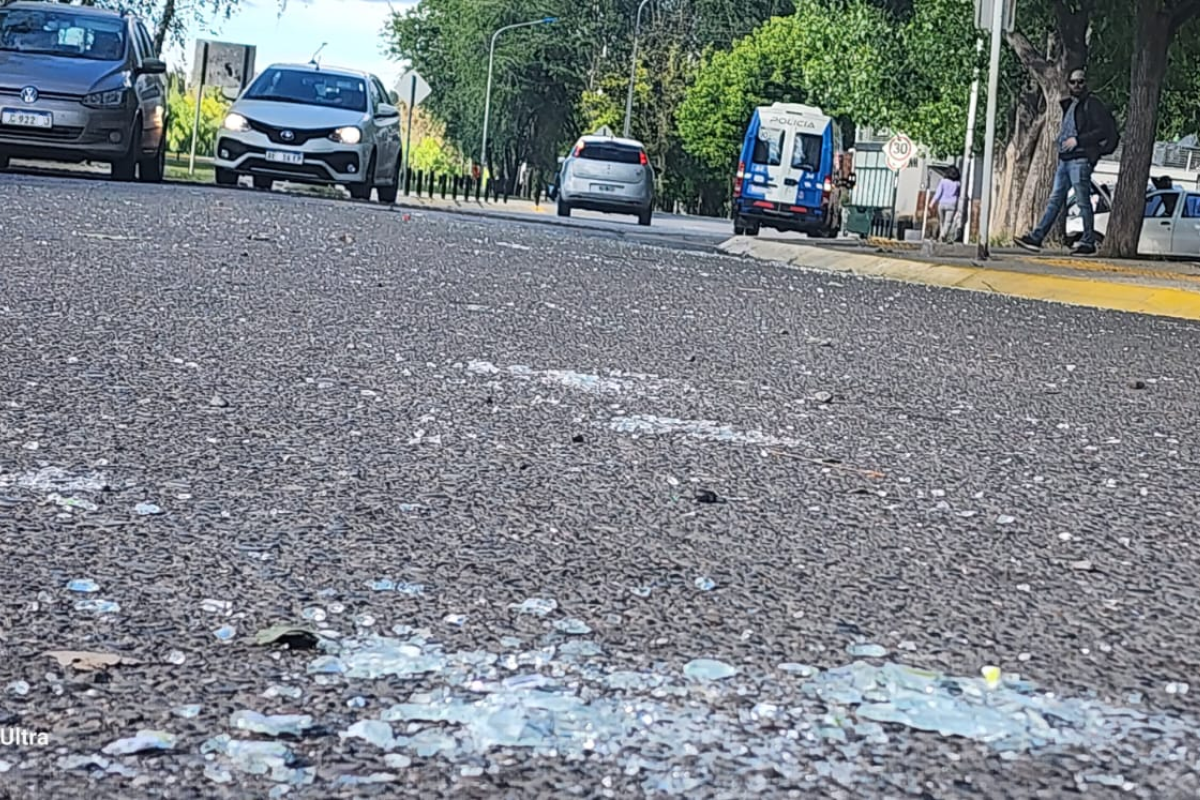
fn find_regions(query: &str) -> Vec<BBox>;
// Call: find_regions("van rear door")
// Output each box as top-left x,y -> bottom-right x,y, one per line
745,124 -> 792,206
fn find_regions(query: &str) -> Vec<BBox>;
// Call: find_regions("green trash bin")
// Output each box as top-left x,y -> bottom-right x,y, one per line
845,205 -> 873,237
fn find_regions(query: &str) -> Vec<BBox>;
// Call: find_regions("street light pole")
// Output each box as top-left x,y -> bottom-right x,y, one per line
622,0 -> 652,139
480,16 -> 557,191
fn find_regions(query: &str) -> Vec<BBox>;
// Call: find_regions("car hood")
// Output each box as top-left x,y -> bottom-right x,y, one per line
0,51 -> 126,95
232,99 -> 366,129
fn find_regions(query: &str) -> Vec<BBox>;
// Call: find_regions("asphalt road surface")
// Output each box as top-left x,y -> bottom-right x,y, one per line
3,173 -> 1200,799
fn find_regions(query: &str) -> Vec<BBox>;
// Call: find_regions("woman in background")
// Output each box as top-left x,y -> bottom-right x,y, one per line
928,166 -> 962,243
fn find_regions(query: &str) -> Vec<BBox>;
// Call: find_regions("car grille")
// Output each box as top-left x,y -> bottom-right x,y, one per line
218,137 -> 359,178
0,87 -> 80,102
0,124 -> 83,141
244,118 -> 338,146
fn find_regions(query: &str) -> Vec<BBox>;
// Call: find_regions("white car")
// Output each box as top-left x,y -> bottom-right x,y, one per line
1064,180 -> 1199,256
214,62 -> 402,201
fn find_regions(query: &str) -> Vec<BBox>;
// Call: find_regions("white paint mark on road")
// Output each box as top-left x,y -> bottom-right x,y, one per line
606,414 -> 801,448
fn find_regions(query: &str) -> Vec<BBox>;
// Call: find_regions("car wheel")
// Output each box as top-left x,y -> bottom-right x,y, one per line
215,168 -> 238,186
733,221 -> 745,236
253,176 -> 274,191
110,121 -> 139,182
746,222 -> 761,237
637,208 -> 653,227
376,156 -> 400,204
557,198 -> 571,218
350,152 -> 376,201
137,136 -> 165,183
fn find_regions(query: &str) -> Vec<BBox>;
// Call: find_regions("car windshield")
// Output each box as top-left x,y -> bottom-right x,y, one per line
0,9 -> 126,61
243,68 -> 368,112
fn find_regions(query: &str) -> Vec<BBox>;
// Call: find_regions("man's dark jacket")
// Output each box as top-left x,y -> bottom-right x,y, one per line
1059,93 -> 1120,166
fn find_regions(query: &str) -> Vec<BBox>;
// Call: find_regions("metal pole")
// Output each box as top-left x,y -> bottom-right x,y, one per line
401,75 -> 415,197
959,37 -> 983,244
479,18 -> 557,197
977,0 -> 1004,259
480,29 -> 500,197
188,41 -> 208,176
623,0 -> 651,139
920,162 -> 930,240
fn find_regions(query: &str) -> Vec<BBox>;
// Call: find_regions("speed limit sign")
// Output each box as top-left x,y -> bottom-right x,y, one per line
884,133 -> 915,172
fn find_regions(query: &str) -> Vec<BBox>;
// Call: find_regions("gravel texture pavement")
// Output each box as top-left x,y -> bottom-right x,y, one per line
2,174 -> 1200,799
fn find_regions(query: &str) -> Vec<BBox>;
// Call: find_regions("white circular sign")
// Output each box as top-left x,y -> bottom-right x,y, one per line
885,134 -> 915,171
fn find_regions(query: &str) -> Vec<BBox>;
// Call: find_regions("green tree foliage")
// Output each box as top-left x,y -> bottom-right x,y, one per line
165,76 -> 230,157
677,0 -> 980,186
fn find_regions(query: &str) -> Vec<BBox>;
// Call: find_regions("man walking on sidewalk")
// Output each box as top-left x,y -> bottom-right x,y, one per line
1014,69 -> 1120,256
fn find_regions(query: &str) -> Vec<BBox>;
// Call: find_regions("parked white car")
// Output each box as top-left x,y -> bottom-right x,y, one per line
213,62 -> 402,201
1065,180 -> 1200,257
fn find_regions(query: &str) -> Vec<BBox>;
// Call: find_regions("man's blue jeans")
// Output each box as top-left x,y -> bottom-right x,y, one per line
1031,158 -> 1094,246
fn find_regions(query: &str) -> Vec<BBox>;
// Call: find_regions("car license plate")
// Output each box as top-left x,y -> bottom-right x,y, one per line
1,109 -> 52,128
266,150 -> 303,165
592,183 -> 619,193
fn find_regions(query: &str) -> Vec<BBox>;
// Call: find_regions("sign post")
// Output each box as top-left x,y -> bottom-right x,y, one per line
395,70 -> 431,197
974,0 -> 1016,258
189,39 -> 256,175
884,133 -> 914,239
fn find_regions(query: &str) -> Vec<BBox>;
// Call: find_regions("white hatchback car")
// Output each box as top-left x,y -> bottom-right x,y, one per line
214,63 -> 402,201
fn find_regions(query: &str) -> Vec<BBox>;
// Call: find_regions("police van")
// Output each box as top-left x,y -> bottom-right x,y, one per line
732,103 -> 849,237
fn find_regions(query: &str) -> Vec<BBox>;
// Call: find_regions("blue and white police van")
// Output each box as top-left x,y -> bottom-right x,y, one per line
732,102 -> 849,237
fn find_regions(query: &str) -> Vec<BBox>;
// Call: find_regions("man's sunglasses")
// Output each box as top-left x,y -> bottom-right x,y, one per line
1068,79 -> 1086,86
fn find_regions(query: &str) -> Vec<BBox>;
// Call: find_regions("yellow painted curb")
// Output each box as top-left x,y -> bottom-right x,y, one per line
723,241 -> 1200,322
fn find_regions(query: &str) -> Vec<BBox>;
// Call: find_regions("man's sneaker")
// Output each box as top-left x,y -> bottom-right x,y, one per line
1013,235 -> 1043,252
1071,241 -> 1097,256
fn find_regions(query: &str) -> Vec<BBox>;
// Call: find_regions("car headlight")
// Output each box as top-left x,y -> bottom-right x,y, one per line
223,112 -> 250,132
82,89 -> 127,109
331,126 -> 362,144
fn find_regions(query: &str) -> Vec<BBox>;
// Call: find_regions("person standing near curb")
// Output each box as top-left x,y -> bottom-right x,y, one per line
1014,69 -> 1120,256
928,166 -> 961,243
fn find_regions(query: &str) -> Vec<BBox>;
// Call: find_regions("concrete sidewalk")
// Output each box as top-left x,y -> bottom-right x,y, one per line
722,236 -> 1200,321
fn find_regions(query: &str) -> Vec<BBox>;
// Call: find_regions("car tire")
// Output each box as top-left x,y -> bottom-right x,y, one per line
557,198 -> 571,218
215,168 -> 238,186
746,222 -> 761,237
253,176 -> 274,191
110,121 -> 139,182
733,221 -> 745,236
137,136 -> 165,184
376,156 -> 400,204
350,152 -> 375,201
637,208 -> 653,227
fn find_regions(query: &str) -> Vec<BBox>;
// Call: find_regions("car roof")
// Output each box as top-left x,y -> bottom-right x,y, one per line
266,62 -> 376,81
577,135 -> 645,149
3,1 -> 126,17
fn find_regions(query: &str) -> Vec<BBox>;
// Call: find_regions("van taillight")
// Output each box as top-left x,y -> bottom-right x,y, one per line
736,161 -> 746,180
639,150 -> 648,166
734,161 -> 745,197
823,177 -> 833,193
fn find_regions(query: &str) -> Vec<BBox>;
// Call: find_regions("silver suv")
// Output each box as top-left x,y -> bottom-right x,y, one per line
0,1 -> 168,181
554,135 -> 655,226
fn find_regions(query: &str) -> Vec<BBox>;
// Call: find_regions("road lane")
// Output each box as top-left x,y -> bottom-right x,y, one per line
3,174 -> 1200,798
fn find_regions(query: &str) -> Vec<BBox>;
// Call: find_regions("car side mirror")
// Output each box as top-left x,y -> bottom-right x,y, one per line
139,58 -> 167,75
557,156 -> 565,165
377,103 -> 400,119
547,184 -> 558,200
389,90 -> 400,105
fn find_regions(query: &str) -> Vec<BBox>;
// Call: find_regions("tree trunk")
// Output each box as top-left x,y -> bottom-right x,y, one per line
1103,3 -> 1173,258
153,0 -> 177,56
